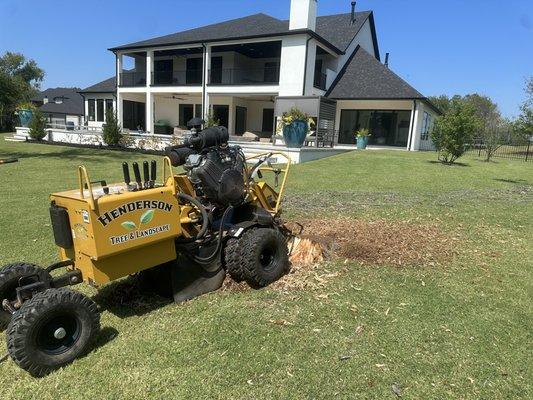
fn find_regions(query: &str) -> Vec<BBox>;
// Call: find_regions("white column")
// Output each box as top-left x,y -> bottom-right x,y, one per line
146,92 -> 154,134
116,52 -> 123,86
115,95 -> 122,128
409,101 -> 422,151
146,50 -> 153,87
202,45 -> 211,121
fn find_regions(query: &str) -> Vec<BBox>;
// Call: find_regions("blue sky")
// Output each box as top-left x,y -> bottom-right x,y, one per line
0,0 -> 531,117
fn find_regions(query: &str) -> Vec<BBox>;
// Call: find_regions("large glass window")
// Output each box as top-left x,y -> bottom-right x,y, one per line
421,111 -> 432,141
105,99 -> 114,121
88,99 -> 95,121
179,104 -> 194,127
96,99 -> 104,122
338,110 -> 412,147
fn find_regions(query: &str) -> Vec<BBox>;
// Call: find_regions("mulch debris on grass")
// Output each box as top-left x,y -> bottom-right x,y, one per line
224,218 -> 458,292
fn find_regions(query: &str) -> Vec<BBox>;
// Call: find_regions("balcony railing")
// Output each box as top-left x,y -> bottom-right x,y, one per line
314,72 -> 327,90
208,67 -> 280,85
151,70 -> 203,86
119,72 -> 147,87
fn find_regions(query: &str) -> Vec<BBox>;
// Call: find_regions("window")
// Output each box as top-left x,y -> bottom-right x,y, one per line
179,104 -> 194,127
421,111 -> 432,141
194,104 -> 202,119
96,99 -> 104,122
338,109 -> 412,147
105,99 -> 114,121
88,99 -> 95,121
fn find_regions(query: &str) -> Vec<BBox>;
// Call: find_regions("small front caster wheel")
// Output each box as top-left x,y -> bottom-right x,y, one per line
6,288 -> 100,377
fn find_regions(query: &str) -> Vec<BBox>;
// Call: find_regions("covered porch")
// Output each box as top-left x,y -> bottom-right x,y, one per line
118,91 -> 278,140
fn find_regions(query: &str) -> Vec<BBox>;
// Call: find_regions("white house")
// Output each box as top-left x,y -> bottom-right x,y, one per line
82,0 -> 440,150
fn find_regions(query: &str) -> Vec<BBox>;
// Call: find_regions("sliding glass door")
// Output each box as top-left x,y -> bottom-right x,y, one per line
338,110 -> 412,147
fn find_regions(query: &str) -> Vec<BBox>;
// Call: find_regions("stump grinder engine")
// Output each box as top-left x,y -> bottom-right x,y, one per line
0,126 -> 292,376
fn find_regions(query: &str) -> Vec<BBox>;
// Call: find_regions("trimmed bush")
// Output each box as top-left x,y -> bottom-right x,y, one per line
28,109 -> 46,140
102,109 -> 122,146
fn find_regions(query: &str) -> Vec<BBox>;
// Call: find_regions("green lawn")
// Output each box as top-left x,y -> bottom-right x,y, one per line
0,134 -> 531,399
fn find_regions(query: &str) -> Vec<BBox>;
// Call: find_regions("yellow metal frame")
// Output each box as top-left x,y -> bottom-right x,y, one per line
245,152 -> 291,214
77,166 -> 96,210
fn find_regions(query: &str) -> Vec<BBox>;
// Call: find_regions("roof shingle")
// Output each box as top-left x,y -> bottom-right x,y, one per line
326,46 -> 425,100
31,88 -> 84,116
109,12 -> 374,54
79,76 -> 116,93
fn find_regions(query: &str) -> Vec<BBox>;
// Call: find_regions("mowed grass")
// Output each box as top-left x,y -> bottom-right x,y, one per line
0,134 -> 531,399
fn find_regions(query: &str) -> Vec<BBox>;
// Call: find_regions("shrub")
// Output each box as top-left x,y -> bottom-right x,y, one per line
102,109 -> 122,146
204,110 -> 220,128
431,100 -> 481,164
28,109 -> 47,140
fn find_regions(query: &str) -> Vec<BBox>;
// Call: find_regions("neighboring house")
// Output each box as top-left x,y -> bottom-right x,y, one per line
85,0 -> 440,150
31,88 -> 85,127
78,77 -> 117,129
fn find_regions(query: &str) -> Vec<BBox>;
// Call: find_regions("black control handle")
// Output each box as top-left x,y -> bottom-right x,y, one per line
122,162 -> 131,185
150,160 -> 157,183
132,162 -> 142,188
143,161 -> 150,187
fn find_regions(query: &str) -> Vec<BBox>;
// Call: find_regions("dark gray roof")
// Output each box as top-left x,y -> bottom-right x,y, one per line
109,11 -> 376,55
31,88 -> 84,116
79,76 -> 116,93
326,45 -> 425,100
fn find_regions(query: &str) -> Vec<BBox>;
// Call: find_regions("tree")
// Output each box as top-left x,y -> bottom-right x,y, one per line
463,94 -> 507,162
28,109 -> 47,140
431,99 -> 481,164
513,77 -> 533,139
102,108 -> 122,146
0,52 -> 44,131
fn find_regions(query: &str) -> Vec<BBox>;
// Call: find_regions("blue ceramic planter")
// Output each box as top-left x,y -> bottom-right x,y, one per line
282,120 -> 308,148
17,109 -> 33,127
356,136 -> 369,149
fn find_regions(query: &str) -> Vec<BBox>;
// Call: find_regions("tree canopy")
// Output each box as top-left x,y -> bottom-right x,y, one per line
0,52 -> 45,131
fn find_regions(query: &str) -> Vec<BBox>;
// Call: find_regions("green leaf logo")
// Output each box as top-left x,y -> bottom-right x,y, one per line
140,210 -> 155,225
121,221 -> 137,231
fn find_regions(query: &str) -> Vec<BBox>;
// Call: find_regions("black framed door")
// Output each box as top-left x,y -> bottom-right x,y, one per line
186,58 -> 202,84
179,104 -> 194,127
210,56 -> 223,84
235,106 -> 247,135
262,108 -> 274,133
154,59 -> 173,85
212,105 -> 229,129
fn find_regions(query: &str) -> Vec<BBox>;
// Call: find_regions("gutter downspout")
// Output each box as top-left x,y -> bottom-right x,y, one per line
201,43 -> 208,125
302,36 -> 313,96
407,100 -> 417,151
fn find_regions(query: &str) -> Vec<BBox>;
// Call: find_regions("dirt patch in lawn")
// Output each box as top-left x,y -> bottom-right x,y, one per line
223,218 -> 458,292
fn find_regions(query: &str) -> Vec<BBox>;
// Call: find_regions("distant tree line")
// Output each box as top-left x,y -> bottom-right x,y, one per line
428,78 -> 532,164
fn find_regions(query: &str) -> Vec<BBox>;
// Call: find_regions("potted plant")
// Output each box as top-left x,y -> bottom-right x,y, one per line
14,102 -> 36,127
278,107 -> 314,148
355,128 -> 371,149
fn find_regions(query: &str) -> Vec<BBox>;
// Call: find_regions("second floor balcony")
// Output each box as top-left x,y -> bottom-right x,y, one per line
208,65 -> 280,86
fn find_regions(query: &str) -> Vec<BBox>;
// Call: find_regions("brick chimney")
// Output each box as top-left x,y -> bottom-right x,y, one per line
289,0 -> 317,31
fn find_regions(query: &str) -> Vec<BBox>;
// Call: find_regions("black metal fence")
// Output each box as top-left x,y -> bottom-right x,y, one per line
420,137 -> 532,162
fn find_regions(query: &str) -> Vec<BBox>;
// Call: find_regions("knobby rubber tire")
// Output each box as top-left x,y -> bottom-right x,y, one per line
223,237 -> 246,282
239,228 -> 289,288
6,288 -> 100,377
0,262 -> 50,330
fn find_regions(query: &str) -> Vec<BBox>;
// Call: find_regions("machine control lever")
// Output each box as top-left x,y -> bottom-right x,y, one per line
132,162 -> 142,190
143,161 -> 150,189
150,160 -> 157,188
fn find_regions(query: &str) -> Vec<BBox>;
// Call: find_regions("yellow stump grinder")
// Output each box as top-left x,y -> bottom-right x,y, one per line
0,126 -> 292,376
